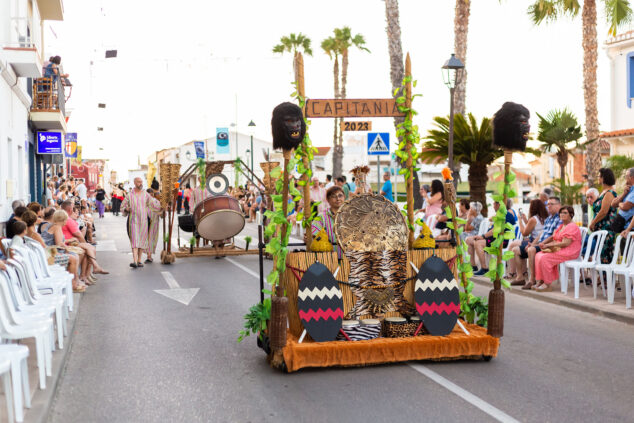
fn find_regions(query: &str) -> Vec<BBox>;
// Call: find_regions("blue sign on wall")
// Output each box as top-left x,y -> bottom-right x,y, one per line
216,127 -> 230,154
37,131 -> 63,154
194,141 -> 205,159
367,132 -> 390,155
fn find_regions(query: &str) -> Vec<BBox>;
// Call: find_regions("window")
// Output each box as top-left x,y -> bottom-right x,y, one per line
628,52 -> 634,108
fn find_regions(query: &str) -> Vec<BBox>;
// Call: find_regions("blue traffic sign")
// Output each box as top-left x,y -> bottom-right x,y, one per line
37,131 -> 63,154
367,132 -> 390,155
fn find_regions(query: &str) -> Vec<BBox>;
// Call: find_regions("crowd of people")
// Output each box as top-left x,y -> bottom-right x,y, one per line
1,198 -> 109,294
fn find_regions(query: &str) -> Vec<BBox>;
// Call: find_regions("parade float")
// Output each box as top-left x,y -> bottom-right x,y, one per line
239,52 -> 527,372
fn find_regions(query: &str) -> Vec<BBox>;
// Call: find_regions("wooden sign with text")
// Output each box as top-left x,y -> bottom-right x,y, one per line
305,99 -> 405,118
340,121 -> 372,131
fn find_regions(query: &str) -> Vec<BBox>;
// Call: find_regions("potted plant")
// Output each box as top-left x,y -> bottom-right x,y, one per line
238,298 -> 271,353
189,236 -> 196,254
244,235 -> 252,251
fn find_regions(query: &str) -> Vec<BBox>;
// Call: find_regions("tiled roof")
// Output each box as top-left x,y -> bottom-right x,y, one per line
605,30 -> 634,45
314,146 -> 331,156
601,128 -> 634,138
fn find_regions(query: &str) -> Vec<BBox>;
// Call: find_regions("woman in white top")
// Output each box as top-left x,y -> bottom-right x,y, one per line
507,199 -> 549,284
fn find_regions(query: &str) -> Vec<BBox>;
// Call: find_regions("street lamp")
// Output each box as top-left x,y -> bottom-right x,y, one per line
248,120 -> 256,170
246,149 -> 251,169
442,53 -> 465,177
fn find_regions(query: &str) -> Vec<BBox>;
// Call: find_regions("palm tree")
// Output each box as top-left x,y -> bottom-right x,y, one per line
321,36 -> 342,175
528,0 -> 633,186
536,108 -> 584,183
325,27 -> 370,178
272,33 -> 313,87
421,114 -> 502,213
453,0 -> 471,116
384,0 -> 423,207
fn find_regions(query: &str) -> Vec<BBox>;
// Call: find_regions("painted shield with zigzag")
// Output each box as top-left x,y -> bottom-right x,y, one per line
298,262 -> 344,342
414,255 -> 460,336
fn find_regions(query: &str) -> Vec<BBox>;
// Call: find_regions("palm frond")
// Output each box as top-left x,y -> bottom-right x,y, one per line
604,0 -> 633,36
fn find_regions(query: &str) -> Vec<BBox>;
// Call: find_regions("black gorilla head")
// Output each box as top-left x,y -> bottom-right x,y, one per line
271,102 -> 306,151
492,102 -> 530,151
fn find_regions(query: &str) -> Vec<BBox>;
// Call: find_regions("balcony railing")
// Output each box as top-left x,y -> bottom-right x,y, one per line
31,77 -> 66,116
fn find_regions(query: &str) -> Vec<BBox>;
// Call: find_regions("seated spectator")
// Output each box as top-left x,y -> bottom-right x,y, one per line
588,168 -> 616,264
508,199 -> 548,284
611,167 -> 634,240
533,206 -> 582,292
8,221 -> 27,258
465,201 -> 517,276
524,197 -> 562,290
60,200 -> 108,282
460,201 -> 484,242
21,210 -> 47,248
5,203 -> 27,238
507,198 -> 518,222
42,210 -> 85,292
421,179 -> 444,218
39,207 -> 56,233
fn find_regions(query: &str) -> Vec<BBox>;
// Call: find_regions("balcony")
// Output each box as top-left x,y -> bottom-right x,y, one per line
30,77 -> 67,132
36,0 -> 64,21
3,16 -> 43,77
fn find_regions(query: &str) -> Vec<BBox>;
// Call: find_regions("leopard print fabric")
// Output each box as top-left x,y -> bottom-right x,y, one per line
345,250 -> 415,319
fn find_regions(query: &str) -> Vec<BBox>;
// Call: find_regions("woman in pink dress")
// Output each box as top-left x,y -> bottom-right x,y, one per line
534,206 -> 582,292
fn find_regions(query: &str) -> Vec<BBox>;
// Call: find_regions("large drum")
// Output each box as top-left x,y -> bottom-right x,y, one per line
193,196 -> 245,241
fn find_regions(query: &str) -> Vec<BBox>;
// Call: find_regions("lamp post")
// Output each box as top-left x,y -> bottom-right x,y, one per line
246,149 -> 251,169
248,120 -> 256,170
442,53 -> 465,177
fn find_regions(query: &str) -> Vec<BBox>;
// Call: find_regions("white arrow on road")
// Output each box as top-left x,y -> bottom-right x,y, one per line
155,271 -> 200,305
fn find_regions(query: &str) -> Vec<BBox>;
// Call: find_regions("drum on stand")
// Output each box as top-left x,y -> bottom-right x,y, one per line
193,195 -> 245,241
178,214 -> 195,233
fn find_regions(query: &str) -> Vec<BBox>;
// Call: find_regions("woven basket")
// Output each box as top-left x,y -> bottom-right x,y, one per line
270,295 -> 288,351
159,163 -> 181,208
487,288 -> 504,338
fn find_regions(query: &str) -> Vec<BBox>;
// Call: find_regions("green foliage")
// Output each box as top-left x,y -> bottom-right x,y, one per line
244,235 -> 252,244
421,113 -> 501,167
196,158 -> 206,187
163,233 -> 170,243
237,298 -> 271,342
189,236 -> 196,247
273,33 -> 313,56
393,76 -> 422,181
551,177 -> 584,205
528,0 -> 633,37
450,205 -> 489,325
485,172 -> 516,289
536,108 -> 583,151
605,155 -> 634,181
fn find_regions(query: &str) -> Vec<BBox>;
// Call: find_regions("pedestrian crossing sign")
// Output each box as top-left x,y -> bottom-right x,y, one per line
367,132 -> 390,155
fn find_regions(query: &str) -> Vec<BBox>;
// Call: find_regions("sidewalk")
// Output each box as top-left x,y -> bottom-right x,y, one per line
472,275 -> 634,325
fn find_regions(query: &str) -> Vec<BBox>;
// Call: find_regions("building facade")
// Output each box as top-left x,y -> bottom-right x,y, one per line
0,0 -> 64,224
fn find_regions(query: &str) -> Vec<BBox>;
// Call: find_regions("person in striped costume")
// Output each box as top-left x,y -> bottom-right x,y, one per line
122,177 -> 162,268
190,176 -> 211,211
310,186 -> 345,259
145,188 -> 162,263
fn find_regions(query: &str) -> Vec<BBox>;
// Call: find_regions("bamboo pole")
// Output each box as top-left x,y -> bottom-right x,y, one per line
405,53 -> 414,248
296,52 -> 312,250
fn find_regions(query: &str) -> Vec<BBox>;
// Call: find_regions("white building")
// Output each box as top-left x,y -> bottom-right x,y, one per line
0,0 -> 64,224
603,30 -> 634,153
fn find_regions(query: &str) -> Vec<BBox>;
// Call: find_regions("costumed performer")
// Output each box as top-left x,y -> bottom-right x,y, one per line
190,175 -> 211,211
533,206 -> 581,292
146,188 -> 161,263
122,177 -> 162,268
309,185 -> 345,259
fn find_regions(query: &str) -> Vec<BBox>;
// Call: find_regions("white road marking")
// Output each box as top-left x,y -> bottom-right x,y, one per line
155,271 -> 199,305
225,258 -> 259,279
161,271 -> 180,289
408,363 -> 520,423
96,240 -> 117,252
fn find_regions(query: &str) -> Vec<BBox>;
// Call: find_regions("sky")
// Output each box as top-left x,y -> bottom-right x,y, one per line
46,0 -> 634,178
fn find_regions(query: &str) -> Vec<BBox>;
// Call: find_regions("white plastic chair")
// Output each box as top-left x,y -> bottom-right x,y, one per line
0,357 -> 14,423
0,345 -> 30,422
477,219 -> 490,236
23,238 -> 73,312
597,233 -> 634,303
426,215 -> 440,237
0,273 -> 52,389
559,227 -> 588,291
564,230 -> 608,299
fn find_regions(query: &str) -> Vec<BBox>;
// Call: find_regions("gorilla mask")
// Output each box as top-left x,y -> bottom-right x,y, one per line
271,102 -> 306,151
492,102 -> 530,151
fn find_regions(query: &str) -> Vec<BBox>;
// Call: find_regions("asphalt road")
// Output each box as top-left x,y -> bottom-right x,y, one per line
48,215 -> 634,423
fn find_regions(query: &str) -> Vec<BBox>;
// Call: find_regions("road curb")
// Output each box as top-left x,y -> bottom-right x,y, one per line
25,292 -> 83,423
471,277 -> 634,326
